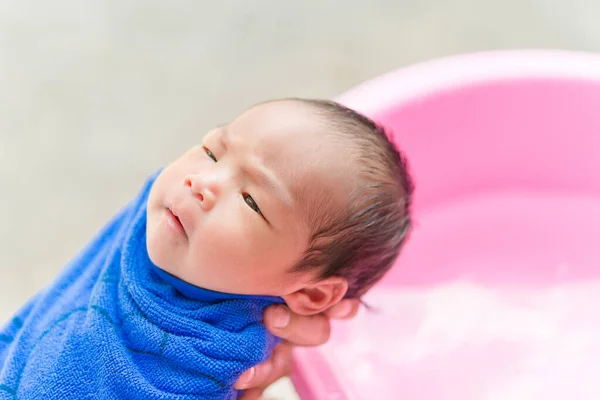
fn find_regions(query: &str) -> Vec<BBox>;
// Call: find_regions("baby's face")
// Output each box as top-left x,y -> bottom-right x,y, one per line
146,100 -> 355,296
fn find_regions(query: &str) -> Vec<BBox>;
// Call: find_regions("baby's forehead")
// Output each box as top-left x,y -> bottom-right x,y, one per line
232,100 -> 324,140
233,100 -> 354,163
231,99 -> 360,204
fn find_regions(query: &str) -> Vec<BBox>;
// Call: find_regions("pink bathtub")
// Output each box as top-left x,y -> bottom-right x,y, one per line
291,50 -> 600,400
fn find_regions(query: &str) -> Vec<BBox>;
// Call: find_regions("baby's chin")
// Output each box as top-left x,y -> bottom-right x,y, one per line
146,241 -> 192,288
146,231 -> 170,271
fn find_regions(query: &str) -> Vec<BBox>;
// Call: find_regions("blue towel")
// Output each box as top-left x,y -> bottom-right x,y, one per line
0,171 -> 282,399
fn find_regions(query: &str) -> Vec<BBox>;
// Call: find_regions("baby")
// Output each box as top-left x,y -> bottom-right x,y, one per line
0,98 -> 413,399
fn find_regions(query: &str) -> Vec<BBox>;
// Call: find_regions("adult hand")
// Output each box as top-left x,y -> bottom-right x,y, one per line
234,299 -> 360,400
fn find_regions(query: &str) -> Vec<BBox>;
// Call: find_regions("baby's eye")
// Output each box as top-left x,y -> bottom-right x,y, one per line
203,147 -> 217,162
243,193 -> 262,215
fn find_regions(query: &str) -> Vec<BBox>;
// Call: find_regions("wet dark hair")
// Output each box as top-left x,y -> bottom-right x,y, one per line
292,99 -> 414,299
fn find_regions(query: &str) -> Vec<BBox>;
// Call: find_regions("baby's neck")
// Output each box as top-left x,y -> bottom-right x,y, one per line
152,265 -> 286,304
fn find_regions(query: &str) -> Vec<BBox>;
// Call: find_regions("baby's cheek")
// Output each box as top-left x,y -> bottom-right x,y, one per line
194,205 -> 254,258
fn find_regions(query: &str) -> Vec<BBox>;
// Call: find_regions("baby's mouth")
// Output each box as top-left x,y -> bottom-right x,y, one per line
167,207 -> 186,236
173,211 -> 182,226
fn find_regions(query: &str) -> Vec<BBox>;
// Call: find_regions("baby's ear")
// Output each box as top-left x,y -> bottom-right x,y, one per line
282,277 -> 348,316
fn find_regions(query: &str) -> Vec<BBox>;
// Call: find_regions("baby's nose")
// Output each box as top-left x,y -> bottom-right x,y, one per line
184,170 -> 229,210
184,176 -> 214,210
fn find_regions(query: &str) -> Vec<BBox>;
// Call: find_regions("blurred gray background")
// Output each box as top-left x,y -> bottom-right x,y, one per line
1,1 -> 599,398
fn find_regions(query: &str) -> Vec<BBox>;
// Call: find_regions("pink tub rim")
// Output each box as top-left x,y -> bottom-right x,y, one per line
337,49 -> 600,116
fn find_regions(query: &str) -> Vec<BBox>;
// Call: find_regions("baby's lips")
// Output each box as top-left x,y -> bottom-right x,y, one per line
171,203 -> 195,237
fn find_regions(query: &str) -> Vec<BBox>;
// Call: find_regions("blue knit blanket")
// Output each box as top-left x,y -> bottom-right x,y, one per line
0,172 -> 282,399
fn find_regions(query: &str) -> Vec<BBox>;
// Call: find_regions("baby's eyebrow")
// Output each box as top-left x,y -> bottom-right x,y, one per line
219,125 -> 294,209
217,124 -> 230,149
244,161 -> 294,209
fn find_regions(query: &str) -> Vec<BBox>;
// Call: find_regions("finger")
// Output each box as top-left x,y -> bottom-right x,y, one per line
269,341 -> 293,380
237,387 -> 263,400
235,342 -> 293,390
324,299 -> 361,320
234,361 -> 272,390
237,343 -> 294,400
264,305 -> 330,346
